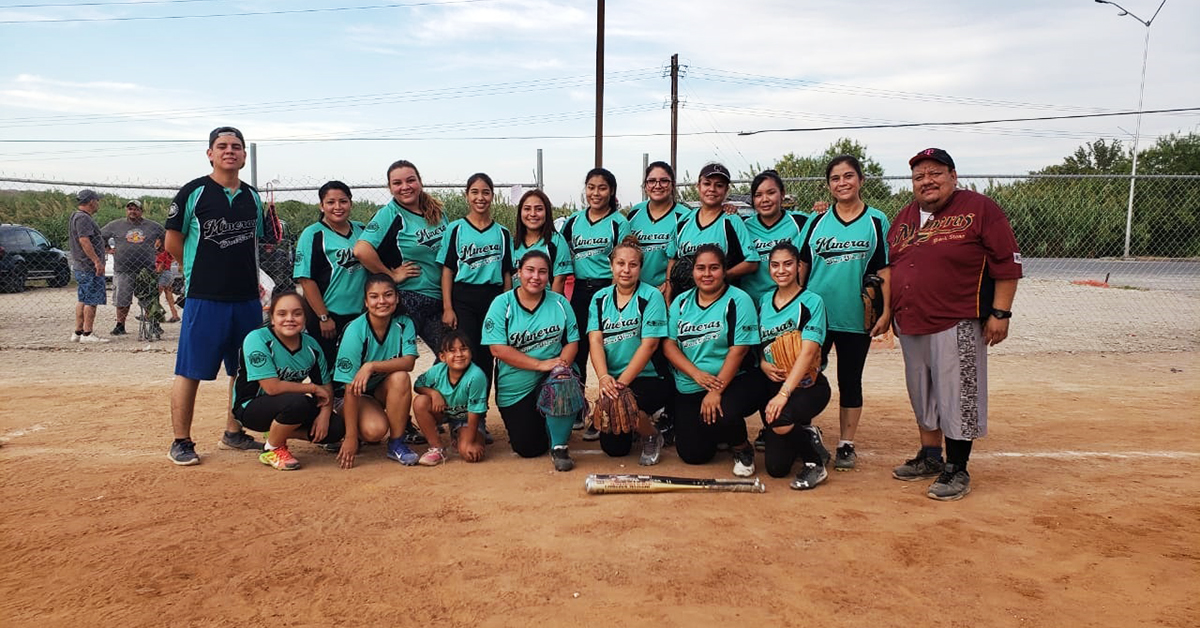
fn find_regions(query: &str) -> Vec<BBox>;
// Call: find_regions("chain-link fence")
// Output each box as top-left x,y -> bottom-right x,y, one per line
2,174 -> 1198,354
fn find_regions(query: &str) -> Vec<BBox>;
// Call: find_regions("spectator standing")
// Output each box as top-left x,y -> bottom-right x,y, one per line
102,199 -> 165,336
68,189 -> 109,344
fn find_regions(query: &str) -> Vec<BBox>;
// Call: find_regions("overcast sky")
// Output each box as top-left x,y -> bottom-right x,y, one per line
1,0 -> 1197,206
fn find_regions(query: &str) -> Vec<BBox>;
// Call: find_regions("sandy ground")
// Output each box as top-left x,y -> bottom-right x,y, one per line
1,348 -> 1196,628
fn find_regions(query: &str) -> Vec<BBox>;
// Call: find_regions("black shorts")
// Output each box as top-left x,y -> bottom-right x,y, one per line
234,392 -> 345,444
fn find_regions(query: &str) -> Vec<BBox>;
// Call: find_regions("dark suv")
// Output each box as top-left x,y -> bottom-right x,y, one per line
0,224 -> 72,292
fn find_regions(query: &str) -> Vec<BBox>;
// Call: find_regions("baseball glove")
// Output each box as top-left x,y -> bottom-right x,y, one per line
670,256 -> 695,293
862,274 -> 884,332
536,365 -> 588,417
590,381 -> 642,434
768,330 -> 820,389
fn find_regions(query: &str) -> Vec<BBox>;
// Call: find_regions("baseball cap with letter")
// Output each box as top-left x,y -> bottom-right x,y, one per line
208,126 -> 245,147
909,148 -> 955,170
698,162 -> 731,182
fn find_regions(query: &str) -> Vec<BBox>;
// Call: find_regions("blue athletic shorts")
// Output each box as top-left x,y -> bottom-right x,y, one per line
175,297 -> 263,380
74,270 -> 107,306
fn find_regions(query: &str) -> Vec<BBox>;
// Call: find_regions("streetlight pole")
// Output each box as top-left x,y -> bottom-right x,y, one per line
1094,0 -> 1167,259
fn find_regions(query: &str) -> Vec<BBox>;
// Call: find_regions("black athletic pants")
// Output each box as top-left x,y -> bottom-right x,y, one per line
451,282 -> 502,391
498,388 -> 550,458
569,278 -> 611,384
761,374 -> 832,478
821,330 -> 872,408
399,290 -> 445,354
235,392 -> 345,444
673,372 -> 766,465
599,376 -> 672,457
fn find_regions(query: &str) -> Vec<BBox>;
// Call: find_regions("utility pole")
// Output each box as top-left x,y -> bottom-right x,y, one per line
594,0 -> 605,168
670,53 -> 679,173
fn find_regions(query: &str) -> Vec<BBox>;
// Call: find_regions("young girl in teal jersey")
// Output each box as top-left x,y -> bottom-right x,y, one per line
663,244 -> 765,478
513,189 -> 572,294
412,329 -> 490,464
439,173 -> 513,392
755,243 -> 833,490
234,291 -> 341,471
586,237 -> 670,466
483,250 -> 581,472
295,180 -> 366,369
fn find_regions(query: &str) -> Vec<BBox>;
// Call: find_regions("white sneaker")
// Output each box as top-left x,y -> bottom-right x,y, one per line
732,447 -> 756,478
79,334 -> 110,344
69,332 -> 81,342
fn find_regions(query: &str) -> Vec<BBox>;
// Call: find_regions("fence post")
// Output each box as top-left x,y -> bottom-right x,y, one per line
249,143 -> 258,189
642,153 -> 649,201
536,148 -> 544,190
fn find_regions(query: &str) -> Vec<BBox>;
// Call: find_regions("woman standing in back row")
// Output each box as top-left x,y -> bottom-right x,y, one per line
798,155 -> 891,471
626,161 -> 691,296
354,160 -> 449,354
512,189 -> 572,294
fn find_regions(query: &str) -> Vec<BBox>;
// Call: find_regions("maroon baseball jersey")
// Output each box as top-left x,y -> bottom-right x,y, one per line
887,189 -> 1022,335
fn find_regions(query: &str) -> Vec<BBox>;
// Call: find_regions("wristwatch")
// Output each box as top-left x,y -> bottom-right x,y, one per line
318,314 -> 330,323
990,308 -> 1012,320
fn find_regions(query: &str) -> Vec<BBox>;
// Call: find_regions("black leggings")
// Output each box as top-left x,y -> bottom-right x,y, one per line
762,374 -> 831,478
498,388 -> 550,458
399,289 -> 445,354
599,376 -> 673,457
673,371 -> 766,465
451,282 -> 501,390
304,310 -> 357,378
570,278 -> 611,384
821,330 -> 872,408
234,393 -> 345,445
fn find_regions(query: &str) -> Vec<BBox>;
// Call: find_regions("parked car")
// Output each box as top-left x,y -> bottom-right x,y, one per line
0,224 -> 72,292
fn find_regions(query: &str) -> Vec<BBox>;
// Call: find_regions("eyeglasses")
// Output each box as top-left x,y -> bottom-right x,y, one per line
644,178 -> 673,188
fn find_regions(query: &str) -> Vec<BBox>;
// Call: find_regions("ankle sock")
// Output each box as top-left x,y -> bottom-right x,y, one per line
838,440 -> 854,448
74,329 -> 83,335
921,445 -> 943,461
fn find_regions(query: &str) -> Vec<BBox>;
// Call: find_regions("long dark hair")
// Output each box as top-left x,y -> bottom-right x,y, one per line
585,167 -> 619,213
317,180 -> 352,220
387,159 -> 444,226
515,189 -> 556,246
644,160 -> 676,203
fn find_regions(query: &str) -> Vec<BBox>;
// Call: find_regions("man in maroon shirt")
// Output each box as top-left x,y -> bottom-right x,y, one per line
885,148 -> 1022,501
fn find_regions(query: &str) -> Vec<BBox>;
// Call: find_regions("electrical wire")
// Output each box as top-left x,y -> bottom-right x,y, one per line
0,0 -> 495,24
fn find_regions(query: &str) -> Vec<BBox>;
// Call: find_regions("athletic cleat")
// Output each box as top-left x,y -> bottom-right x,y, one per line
551,445 -> 575,472
316,440 -> 341,453
658,424 -> 675,447
639,432 -> 664,466
892,453 -> 945,481
927,464 -> 971,501
804,425 -> 831,467
834,443 -> 857,471
753,428 -> 767,452
732,446 -> 756,478
418,447 -> 446,467
219,430 -> 264,451
790,462 -> 828,490
582,426 -> 600,441
259,446 -> 300,471
167,439 -> 200,466
386,438 -> 419,465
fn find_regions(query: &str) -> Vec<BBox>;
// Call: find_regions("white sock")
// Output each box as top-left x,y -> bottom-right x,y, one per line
838,440 -> 853,448
264,441 -> 278,451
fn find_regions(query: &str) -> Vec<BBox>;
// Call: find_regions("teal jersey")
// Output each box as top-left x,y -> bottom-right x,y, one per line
560,209 -> 631,280
585,282 -> 669,379
481,289 -> 579,407
739,212 -> 810,304
358,200 -> 447,299
758,289 -> 828,367
798,207 -> 890,333
233,328 -> 329,410
437,218 -> 514,286
293,220 -> 367,316
333,312 -> 420,389
667,285 -> 760,394
414,361 -> 490,421
627,201 -> 691,287
674,209 -> 758,268
512,231 -> 573,287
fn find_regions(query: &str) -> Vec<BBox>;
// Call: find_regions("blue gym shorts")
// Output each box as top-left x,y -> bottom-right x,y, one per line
74,270 -> 107,306
175,297 -> 263,380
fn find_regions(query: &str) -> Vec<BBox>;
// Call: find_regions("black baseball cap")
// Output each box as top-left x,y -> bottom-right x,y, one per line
208,126 -> 245,147
909,148 -> 955,170
698,162 -> 731,182
76,189 -> 101,204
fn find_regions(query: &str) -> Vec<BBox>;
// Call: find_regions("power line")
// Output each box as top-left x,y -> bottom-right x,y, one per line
0,0 -> 226,8
0,0 -> 494,24
737,107 -> 1200,136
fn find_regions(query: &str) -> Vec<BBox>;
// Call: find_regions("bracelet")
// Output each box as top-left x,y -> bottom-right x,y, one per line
778,386 -> 791,398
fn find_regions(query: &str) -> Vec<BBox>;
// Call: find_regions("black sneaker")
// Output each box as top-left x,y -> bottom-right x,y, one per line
402,424 -> 427,446
582,426 -> 600,441
927,464 -> 971,501
804,425 -> 831,467
551,446 -> 575,472
834,443 -> 857,471
732,446 -> 755,477
168,439 -> 200,466
658,424 -> 675,447
790,462 -> 828,490
218,430 -> 264,451
892,453 -> 945,481
753,428 -> 767,452
110,323 -> 126,336
316,440 -> 341,453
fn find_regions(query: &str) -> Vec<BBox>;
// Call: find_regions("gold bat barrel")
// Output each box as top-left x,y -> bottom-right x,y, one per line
584,474 -> 765,494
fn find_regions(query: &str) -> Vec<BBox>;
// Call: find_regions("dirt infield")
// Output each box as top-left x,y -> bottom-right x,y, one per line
1,348 -> 1196,627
